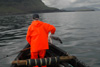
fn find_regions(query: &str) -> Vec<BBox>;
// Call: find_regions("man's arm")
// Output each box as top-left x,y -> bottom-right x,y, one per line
46,23 -> 56,34
26,26 -> 31,45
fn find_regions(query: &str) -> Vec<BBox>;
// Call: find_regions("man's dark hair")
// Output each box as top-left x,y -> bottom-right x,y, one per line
33,14 -> 39,19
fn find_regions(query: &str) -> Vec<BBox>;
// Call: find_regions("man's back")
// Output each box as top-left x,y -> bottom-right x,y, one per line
26,20 -> 56,52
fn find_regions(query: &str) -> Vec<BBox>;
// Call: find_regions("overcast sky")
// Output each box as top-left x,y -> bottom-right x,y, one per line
42,0 -> 100,9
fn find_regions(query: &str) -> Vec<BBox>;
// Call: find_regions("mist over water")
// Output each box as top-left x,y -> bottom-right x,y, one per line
42,0 -> 100,9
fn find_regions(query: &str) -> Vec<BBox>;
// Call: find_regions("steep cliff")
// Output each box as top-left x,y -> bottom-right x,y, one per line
0,0 -> 58,15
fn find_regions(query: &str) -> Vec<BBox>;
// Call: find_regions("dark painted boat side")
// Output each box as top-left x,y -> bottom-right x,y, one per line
11,43 -> 88,67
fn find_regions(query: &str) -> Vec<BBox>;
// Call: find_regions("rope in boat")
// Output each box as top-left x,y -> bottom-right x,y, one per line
26,56 -> 59,66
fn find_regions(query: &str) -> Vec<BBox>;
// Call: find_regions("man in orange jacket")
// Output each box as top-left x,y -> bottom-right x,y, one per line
26,14 -> 56,67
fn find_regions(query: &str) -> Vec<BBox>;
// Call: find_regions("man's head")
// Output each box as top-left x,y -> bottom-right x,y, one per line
33,14 -> 39,20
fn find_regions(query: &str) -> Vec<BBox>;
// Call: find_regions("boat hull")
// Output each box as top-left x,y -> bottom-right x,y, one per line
11,43 -> 88,67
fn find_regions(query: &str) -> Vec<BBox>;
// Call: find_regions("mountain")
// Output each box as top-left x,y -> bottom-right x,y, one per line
0,0 -> 59,15
65,7 -> 95,11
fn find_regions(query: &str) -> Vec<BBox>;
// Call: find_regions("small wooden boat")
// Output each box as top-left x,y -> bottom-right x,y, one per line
11,43 -> 88,67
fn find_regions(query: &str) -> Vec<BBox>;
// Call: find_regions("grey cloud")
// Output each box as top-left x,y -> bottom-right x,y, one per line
42,0 -> 100,9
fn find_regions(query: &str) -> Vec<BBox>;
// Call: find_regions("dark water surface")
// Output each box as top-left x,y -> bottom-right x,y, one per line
0,11 -> 100,67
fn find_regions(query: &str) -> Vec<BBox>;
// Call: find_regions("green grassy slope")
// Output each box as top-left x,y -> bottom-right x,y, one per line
0,0 -> 58,15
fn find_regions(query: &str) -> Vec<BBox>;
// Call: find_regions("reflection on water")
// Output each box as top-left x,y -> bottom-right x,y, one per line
0,11 -> 100,67
0,15 -> 32,45
0,45 -> 6,47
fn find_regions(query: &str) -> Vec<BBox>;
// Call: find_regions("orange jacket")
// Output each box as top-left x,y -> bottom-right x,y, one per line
26,20 -> 56,52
